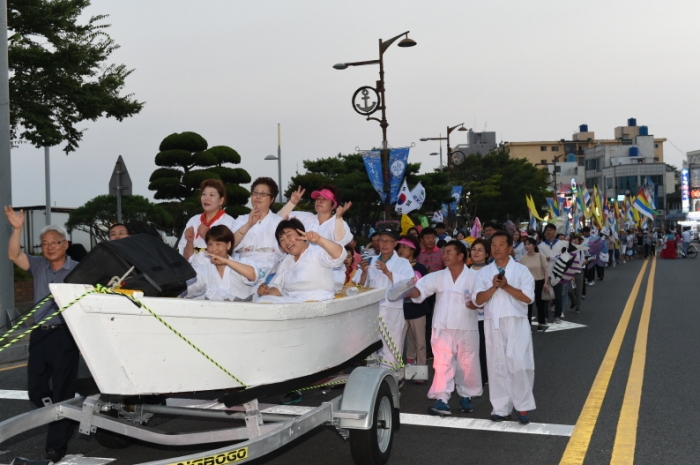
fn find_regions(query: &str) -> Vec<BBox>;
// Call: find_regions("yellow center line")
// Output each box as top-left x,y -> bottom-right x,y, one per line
560,259 -> 649,465
610,257 -> 656,464
0,362 -> 27,372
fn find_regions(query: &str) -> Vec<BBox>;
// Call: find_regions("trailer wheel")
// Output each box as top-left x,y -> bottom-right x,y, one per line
349,379 -> 395,465
95,410 -> 134,449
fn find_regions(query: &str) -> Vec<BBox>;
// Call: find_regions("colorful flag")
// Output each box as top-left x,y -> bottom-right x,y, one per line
361,150 -> 385,201
633,187 -> 658,220
394,180 -> 411,214
410,182 -> 426,210
450,186 -> 462,212
388,147 -> 410,203
526,195 -> 544,221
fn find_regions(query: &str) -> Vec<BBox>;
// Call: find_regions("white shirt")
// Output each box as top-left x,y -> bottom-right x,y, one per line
290,211 -> 353,245
473,257 -> 535,330
538,238 -> 570,275
230,212 -> 284,280
353,251 -> 414,309
268,245 -> 346,301
682,230 -> 692,243
186,253 -> 258,301
178,213 -> 237,254
513,242 -> 526,261
412,265 -> 478,331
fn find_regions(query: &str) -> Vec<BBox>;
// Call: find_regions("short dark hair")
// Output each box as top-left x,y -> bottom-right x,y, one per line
435,222 -> 446,229
582,226 -> 591,233
251,177 -> 279,201
437,239 -> 447,248
421,227 -> 437,238
544,223 -> 557,232
491,230 -> 514,246
396,234 -> 421,259
525,237 -> 539,253
445,240 -> 467,259
275,218 -> 305,247
108,223 -> 129,234
470,238 -> 491,258
483,221 -> 500,231
205,225 -> 235,254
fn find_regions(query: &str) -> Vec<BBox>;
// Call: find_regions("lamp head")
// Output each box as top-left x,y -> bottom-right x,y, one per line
265,155 -> 278,160
333,63 -> 348,70
419,138 -> 428,142
430,152 -> 438,156
458,126 -> 468,132
398,36 -> 417,47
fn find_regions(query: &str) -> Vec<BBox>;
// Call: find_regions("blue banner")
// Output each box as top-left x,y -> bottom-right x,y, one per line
389,147 -> 410,203
449,185 -> 462,212
361,150 -> 385,201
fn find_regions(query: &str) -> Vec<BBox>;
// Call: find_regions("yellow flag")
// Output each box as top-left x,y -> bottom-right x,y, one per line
401,214 -> 415,235
526,195 -> 544,221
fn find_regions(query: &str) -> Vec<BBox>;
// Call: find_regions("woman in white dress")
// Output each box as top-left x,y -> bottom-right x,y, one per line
257,218 -> 346,303
184,225 -> 259,301
230,177 -> 284,284
179,179 -> 236,261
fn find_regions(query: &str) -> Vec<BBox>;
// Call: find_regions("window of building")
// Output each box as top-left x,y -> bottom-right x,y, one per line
577,157 -> 585,166
551,146 -> 559,151
586,159 -> 598,171
654,144 -> 659,148
606,177 -> 613,189
647,174 -> 664,186
540,146 -> 547,151
616,176 -> 638,193
586,178 -> 598,189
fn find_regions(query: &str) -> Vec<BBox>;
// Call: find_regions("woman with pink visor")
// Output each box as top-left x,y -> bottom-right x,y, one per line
278,184 -> 353,291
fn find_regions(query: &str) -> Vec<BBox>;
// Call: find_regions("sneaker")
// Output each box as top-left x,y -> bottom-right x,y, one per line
561,313 -> 565,319
406,358 -> 416,366
516,411 -> 530,424
537,325 -> 547,332
45,449 -> 65,463
490,414 -> 511,422
281,391 -> 302,405
587,281 -> 594,286
459,397 -> 473,413
554,318 -> 561,324
582,295 -> 586,300
574,309 -> 581,313
429,399 -> 451,416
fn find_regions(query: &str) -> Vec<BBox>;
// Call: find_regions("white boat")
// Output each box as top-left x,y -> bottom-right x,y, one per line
49,283 -> 384,397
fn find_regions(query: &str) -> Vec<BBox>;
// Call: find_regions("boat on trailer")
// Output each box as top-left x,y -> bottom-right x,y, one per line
0,284 -> 403,465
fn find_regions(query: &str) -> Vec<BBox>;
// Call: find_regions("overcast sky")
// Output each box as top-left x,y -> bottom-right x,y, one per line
9,0 -> 700,208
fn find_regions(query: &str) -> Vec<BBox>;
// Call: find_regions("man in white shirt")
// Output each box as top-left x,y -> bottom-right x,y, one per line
355,226 -> 414,372
474,231 -> 536,424
538,223 -> 569,323
682,228 -> 692,258
405,241 -> 481,416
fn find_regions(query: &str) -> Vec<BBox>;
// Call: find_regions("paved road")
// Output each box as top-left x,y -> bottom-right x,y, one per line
0,255 -> 697,465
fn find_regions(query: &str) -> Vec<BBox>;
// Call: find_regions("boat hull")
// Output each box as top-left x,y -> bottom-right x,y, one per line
50,284 -> 384,396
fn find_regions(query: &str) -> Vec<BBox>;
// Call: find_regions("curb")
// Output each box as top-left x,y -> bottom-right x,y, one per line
0,342 -> 29,366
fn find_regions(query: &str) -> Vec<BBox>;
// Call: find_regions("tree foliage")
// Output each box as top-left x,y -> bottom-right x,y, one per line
285,153 -> 453,229
148,131 -> 252,237
8,0 -> 144,153
448,147 -> 550,222
66,194 -> 172,242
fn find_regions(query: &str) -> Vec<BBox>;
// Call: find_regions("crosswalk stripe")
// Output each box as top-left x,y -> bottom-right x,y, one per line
0,390 -> 28,400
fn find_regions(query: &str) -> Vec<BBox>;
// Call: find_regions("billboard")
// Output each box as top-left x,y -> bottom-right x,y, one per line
682,168 -> 690,213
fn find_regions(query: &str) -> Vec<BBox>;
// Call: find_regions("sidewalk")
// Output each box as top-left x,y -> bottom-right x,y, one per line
0,302 -> 33,366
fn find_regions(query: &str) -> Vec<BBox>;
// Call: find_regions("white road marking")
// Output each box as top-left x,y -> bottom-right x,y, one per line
0,390 -> 29,400
400,413 -> 573,436
58,455 -> 115,465
540,320 -> 587,332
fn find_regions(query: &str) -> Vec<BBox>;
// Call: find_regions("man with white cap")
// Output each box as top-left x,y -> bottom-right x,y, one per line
405,240 -> 481,415
474,231 -> 536,424
354,226 -> 414,372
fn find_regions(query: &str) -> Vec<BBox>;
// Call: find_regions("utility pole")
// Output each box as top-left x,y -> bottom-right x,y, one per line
0,0 -> 14,328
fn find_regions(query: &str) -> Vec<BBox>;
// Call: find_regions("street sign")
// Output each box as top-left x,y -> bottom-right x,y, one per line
109,155 -> 132,196
352,86 -> 380,116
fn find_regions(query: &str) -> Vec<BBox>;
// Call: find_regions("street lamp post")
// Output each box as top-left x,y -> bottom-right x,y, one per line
334,31 -> 416,217
420,123 -> 468,168
264,123 -> 283,202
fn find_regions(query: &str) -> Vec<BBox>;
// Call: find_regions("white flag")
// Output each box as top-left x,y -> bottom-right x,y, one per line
409,182 -> 426,210
394,180 -> 411,214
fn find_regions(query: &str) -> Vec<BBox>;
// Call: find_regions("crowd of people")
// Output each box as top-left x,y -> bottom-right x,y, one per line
5,178 -> 690,461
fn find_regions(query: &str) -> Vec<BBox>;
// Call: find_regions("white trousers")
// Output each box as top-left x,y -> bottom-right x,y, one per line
428,328 -> 482,403
484,317 -> 536,415
378,306 -> 406,369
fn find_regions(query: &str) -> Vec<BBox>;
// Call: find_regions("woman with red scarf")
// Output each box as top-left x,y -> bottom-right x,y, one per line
179,179 -> 236,261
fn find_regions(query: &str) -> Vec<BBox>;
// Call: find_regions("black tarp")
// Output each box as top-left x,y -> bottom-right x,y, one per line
65,234 -> 195,297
